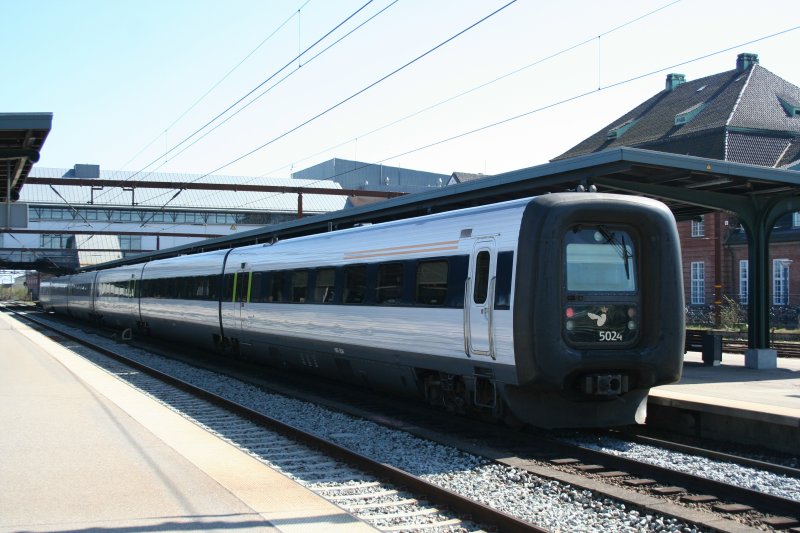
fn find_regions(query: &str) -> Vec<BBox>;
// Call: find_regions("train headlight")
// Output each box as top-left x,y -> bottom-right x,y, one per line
566,320 -> 575,331
628,320 -> 637,330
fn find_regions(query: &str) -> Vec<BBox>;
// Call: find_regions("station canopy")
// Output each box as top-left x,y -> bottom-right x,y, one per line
89,147 -> 800,267
0,113 -> 52,202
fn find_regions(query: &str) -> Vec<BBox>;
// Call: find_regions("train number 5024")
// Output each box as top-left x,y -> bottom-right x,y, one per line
598,330 -> 623,342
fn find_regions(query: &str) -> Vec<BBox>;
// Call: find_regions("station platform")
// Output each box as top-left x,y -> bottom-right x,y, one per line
648,351 -> 800,454
0,311 -> 377,533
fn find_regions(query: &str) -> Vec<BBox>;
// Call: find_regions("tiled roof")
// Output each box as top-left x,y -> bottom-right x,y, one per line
553,57 -> 800,166
726,132 -> 793,167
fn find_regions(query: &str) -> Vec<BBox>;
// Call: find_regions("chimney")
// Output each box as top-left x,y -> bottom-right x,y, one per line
736,53 -> 759,72
665,73 -> 686,92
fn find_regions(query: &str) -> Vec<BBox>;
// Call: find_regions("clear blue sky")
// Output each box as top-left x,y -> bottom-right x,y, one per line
3,0 -> 799,180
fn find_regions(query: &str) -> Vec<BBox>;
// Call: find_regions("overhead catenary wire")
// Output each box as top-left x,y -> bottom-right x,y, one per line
150,0 -> 517,207
140,0 -> 519,219
36,11 -> 798,244
249,0 -> 684,186
117,0 -> 379,196
100,1 -> 313,189
159,0 -> 401,178
84,0 -> 390,236
230,23 -> 800,211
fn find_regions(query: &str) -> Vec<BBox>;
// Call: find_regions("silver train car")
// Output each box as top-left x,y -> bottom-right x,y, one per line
40,193 -> 685,427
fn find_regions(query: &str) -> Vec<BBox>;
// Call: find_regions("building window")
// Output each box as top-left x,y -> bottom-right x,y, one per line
690,261 -> 705,305
793,212 -> 800,228
119,235 -> 142,251
739,260 -> 748,305
40,234 -> 70,249
691,216 -> 705,237
773,259 -> 790,305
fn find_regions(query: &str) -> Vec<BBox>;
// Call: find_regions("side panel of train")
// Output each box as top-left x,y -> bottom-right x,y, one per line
66,271 -> 98,321
94,264 -> 146,330
219,201 -> 525,399
136,249 -> 229,346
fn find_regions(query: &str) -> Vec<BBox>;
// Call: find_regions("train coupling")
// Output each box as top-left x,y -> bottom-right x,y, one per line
583,374 -> 629,396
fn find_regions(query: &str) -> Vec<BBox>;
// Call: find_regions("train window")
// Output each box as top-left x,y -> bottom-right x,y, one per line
175,277 -> 187,299
292,270 -> 308,303
314,268 -> 335,303
193,276 -> 209,299
223,274 -> 235,301
270,272 -> 285,302
565,227 -> 637,292
344,265 -> 367,304
376,263 -> 403,304
416,260 -> 448,305
250,272 -> 265,303
473,251 -> 490,304
494,251 -> 513,310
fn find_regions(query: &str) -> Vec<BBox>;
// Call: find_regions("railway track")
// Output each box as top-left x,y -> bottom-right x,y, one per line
10,305 -> 800,532
723,339 -> 800,358
5,306 -> 540,533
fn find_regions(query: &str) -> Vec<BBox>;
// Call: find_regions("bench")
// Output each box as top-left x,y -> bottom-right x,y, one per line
684,329 -> 722,365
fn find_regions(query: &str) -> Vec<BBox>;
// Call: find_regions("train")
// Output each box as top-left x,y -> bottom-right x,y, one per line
39,192 -> 685,427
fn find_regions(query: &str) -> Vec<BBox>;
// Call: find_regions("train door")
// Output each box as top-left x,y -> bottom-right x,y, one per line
231,267 -> 251,335
466,239 -> 497,358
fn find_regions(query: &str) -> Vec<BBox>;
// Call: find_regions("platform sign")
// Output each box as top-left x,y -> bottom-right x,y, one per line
0,203 -> 28,228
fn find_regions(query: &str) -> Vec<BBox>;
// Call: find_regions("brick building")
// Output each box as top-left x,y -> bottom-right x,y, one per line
554,53 -> 800,325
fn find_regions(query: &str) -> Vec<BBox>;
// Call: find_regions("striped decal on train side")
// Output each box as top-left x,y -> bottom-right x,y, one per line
344,240 -> 459,260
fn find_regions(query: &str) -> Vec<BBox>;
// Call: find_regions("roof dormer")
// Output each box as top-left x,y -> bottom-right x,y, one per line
674,103 -> 705,126
607,118 -> 637,139
778,95 -> 800,117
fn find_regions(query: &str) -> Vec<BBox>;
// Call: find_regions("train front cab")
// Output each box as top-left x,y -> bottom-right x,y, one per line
505,193 -> 684,428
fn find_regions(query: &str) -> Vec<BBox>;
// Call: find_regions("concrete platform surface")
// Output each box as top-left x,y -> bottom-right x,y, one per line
651,351 -> 800,424
0,311 -> 377,533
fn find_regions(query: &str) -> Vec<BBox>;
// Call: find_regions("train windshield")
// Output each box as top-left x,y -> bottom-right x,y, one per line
565,227 -> 636,292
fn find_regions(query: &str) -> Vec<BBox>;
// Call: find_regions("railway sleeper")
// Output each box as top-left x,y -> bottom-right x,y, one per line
347,498 -> 419,510
380,518 -> 462,531
327,489 -> 399,501
366,507 -> 441,520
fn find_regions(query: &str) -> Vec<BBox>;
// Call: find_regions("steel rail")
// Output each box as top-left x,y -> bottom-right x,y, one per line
545,434 -> 800,519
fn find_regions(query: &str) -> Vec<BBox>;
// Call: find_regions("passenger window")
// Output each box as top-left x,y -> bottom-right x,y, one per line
376,263 -> 403,304
292,270 -> 308,303
223,273 -> 235,301
416,260 -> 448,305
270,272 -> 285,302
250,272 -> 264,303
344,265 -> 367,304
314,268 -> 335,303
207,275 -> 219,301
473,251 -> 490,304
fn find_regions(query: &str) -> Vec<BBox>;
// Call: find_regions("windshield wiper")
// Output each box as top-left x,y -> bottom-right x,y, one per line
597,225 -> 631,280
